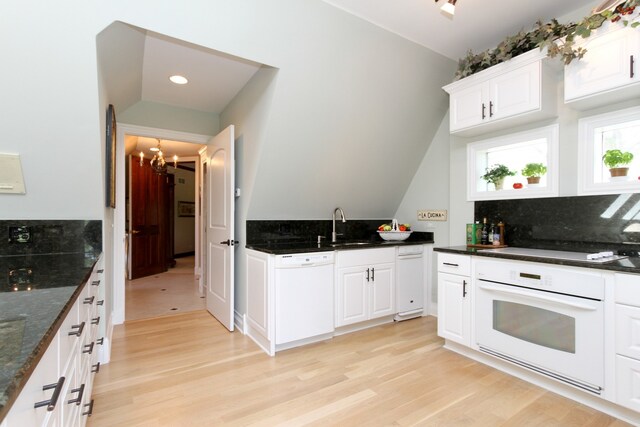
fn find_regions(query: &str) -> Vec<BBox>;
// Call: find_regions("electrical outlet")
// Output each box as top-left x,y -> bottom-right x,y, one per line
9,226 -> 32,243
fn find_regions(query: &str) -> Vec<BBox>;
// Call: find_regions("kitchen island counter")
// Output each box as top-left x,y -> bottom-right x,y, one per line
0,252 -> 99,421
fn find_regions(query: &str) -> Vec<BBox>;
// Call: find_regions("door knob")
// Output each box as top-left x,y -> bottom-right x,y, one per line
220,239 -> 230,246
131,229 -> 142,235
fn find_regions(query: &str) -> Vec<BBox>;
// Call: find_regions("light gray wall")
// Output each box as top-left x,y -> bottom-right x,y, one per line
119,101 -> 220,136
220,66 -> 279,316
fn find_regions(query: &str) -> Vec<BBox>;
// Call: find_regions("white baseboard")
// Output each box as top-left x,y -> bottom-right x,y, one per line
234,310 -> 246,334
97,314 -> 114,364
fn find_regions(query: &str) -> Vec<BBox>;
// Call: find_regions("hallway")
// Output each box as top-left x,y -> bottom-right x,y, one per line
125,256 -> 205,321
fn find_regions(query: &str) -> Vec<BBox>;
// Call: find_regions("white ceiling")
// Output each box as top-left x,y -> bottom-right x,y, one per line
123,1 -> 598,159
141,33 -> 262,113
322,0 -> 597,60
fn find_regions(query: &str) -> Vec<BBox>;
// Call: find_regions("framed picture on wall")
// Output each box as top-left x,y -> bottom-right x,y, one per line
178,201 -> 196,217
105,104 -> 116,208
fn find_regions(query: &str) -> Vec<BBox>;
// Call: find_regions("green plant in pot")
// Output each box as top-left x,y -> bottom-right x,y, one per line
603,149 -> 634,178
482,164 -> 516,190
521,163 -> 547,185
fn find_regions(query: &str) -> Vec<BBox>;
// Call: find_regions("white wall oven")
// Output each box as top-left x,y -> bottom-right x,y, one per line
475,259 -> 605,394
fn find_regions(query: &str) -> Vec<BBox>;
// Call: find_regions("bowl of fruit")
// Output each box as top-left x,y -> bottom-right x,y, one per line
377,219 -> 412,241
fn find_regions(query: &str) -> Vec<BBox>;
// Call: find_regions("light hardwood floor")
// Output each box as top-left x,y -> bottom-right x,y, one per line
89,312 -> 631,426
125,256 -> 204,321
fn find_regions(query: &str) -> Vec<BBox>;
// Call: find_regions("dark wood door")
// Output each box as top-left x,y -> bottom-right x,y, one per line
130,159 -> 170,279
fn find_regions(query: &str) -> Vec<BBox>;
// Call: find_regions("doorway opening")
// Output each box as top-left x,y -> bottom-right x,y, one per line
125,135 -> 205,320
113,124 -> 210,325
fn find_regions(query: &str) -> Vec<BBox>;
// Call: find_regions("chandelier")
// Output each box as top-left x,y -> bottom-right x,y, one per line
139,139 -> 178,174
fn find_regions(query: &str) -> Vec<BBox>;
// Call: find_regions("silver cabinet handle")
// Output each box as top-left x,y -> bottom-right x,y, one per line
366,268 -> 370,282
443,262 -> 459,267
462,280 -> 467,297
371,267 -> 375,281
68,321 -> 85,337
631,55 -> 635,79
482,103 -> 486,119
489,101 -> 494,117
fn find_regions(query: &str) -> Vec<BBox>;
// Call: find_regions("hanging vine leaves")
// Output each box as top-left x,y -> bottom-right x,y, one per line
454,0 -> 639,80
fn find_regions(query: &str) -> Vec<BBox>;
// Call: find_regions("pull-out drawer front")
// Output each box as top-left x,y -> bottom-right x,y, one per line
616,304 -> 640,360
615,354 -> 640,412
437,253 -> 471,276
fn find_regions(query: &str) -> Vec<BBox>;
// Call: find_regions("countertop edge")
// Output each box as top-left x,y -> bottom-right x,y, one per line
0,257 -> 99,422
433,246 -> 640,274
246,239 -> 435,255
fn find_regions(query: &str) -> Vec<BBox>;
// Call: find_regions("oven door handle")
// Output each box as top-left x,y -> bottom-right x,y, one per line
478,283 -> 598,311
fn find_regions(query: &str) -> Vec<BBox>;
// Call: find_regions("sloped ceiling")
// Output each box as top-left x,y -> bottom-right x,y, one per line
322,0 -> 598,60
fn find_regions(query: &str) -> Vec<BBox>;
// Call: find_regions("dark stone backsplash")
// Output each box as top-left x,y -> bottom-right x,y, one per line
475,194 -> 640,253
0,220 -> 102,256
247,219 -> 412,245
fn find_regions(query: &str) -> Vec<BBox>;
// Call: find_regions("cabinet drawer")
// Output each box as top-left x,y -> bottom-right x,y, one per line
337,247 -> 395,268
615,354 -> 640,412
616,304 -> 640,360
615,273 -> 640,306
437,253 -> 471,276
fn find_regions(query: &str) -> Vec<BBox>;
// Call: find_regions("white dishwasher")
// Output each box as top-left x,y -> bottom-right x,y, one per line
395,245 -> 424,321
275,251 -> 335,345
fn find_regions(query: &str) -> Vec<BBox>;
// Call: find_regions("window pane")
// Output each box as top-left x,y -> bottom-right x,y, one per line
484,138 -> 548,190
593,119 -> 640,183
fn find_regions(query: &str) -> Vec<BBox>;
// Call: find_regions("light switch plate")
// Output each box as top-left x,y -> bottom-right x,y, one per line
0,154 -> 26,194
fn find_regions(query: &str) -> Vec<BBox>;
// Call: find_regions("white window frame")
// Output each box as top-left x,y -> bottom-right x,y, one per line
578,106 -> 640,196
467,124 -> 559,201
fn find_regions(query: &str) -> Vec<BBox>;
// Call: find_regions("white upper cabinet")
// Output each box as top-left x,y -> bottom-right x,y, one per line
565,21 -> 640,109
444,49 -> 558,137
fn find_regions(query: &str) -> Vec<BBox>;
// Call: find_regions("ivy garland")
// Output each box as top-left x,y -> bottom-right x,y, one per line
454,0 -> 640,80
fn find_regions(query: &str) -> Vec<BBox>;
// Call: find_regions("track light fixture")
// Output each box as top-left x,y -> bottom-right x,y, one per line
435,0 -> 456,17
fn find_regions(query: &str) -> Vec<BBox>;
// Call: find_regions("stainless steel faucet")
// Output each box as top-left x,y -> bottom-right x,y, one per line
332,207 -> 347,243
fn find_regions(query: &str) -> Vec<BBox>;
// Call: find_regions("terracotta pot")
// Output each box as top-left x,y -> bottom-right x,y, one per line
609,167 -> 629,177
526,176 -> 541,184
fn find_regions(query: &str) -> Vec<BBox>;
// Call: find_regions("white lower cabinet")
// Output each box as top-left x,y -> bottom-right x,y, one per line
3,257 -> 103,427
616,355 -> 640,413
614,273 -> 640,413
335,248 -> 395,328
436,253 -> 471,347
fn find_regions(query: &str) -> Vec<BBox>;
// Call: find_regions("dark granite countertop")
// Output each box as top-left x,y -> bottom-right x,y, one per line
434,246 -> 640,274
246,232 -> 434,255
0,252 -> 99,421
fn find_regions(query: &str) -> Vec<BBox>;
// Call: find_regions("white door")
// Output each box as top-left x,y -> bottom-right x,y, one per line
335,266 -> 368,327
490,61 -> 540,120
205,125 -> 235,331
437,272 -> 470,346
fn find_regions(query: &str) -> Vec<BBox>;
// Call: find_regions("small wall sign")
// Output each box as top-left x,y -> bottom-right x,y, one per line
418,209 -> 448,221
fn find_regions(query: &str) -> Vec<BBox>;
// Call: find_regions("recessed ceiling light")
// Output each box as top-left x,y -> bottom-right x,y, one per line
169,75 -> 188,85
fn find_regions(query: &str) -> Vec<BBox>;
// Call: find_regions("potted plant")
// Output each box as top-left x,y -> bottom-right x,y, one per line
482,164 -> 516,190
521,163 -> 547,185
602,149 -> 634,177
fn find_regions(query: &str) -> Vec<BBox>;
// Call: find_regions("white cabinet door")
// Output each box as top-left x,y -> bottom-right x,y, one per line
336,266 -> 368,327
369,262 -> 395,319
437,272 -> 470,346
616,304 -> 640,360
565,25 -> 639,102
450,83 -> 486,132
616,354 -> 640,412
490,61 -> 540,120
